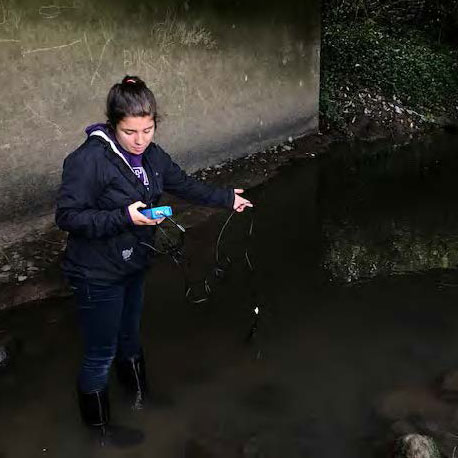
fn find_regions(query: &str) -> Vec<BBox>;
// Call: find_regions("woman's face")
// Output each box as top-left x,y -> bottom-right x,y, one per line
115,115 -> 155,155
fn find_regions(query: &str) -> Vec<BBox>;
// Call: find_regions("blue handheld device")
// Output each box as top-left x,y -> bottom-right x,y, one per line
140,206 -> 173,219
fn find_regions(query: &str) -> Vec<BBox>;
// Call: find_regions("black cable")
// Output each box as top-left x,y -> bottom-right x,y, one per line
140,208 -> 263,340
140,210 -> 250,299
242,209 -> 263,343
184,210 -> 241,304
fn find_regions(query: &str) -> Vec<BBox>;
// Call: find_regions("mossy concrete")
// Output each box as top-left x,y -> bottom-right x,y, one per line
0,0 -> 320,225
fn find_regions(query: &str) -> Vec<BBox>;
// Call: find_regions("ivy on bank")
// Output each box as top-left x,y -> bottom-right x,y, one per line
320,18 -> 458,131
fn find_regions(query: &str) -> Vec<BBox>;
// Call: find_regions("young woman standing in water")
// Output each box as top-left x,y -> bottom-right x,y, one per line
56,75 -> 252,445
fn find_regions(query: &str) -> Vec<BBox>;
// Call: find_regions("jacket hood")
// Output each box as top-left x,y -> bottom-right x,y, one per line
85,123 -> 110,137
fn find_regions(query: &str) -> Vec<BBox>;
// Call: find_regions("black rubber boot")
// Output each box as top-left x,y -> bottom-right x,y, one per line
115,352 -> 148,410
77,387 -> 144,448
77,387 -> 110,427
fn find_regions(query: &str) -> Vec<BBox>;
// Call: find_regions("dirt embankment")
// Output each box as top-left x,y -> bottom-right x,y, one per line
320,88 -> 458,142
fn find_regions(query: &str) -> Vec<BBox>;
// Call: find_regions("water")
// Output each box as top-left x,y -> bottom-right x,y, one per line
1,133 -> 458,457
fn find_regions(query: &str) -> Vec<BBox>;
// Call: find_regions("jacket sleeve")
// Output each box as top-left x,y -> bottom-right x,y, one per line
55,148 -> 131,239
161,150 -> 234,209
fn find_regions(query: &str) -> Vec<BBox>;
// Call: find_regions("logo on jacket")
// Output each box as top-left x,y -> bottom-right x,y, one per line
122,247 -> 134,261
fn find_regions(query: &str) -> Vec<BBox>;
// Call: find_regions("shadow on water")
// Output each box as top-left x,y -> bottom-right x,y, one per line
2,133 -> 458,457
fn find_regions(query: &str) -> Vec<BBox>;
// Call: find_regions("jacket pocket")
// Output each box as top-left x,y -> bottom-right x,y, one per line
108,230 -> 152,273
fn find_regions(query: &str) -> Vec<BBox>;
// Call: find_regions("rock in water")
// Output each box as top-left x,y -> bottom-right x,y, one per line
0,333 -> 20,371
0,345 -> 8,368
393,434 -> 441,458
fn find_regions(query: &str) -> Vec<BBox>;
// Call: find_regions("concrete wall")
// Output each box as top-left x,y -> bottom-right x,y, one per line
0,0 -> 320,222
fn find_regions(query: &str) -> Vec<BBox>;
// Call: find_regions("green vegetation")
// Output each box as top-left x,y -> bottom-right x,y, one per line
320,0 -> 458,132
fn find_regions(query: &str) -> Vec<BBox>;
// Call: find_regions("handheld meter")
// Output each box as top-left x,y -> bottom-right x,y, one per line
140,206 -> 173,220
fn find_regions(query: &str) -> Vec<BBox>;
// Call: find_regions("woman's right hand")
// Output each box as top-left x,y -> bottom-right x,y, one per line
128,201 -> 166,226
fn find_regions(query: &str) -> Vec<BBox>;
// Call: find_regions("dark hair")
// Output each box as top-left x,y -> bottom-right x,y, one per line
106,75 -> 158,128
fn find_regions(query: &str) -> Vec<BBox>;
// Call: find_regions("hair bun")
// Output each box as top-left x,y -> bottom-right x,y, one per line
121,75 -> 144,86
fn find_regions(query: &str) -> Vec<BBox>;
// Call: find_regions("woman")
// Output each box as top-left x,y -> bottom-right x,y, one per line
55,75 -> 252,443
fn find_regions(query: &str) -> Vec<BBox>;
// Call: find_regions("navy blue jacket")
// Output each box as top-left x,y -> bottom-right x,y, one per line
56,135 -> 234,282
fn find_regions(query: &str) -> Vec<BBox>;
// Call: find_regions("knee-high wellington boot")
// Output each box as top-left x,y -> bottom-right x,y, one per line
115,352 -> 148,410
77,387 -> 144,447
77,387 -> 110,428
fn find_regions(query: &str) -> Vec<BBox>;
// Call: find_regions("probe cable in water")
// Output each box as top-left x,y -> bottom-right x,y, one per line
139,205 -> 260,310
139,204 -> 265,343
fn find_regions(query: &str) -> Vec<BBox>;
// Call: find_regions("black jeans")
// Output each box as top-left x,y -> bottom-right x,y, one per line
69,272 -> 145,393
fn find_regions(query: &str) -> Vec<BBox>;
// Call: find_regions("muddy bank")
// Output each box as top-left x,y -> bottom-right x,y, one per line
320,90 -> 458,143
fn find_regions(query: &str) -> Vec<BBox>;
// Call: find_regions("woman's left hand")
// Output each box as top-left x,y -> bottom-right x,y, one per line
233,189 -> 253,212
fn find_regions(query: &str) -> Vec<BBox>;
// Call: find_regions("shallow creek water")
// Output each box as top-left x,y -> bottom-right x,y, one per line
1,133 -> 458,457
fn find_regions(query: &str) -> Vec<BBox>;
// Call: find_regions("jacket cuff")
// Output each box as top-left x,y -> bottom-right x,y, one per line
124,206 -> 134,225
228,188 -> 235,210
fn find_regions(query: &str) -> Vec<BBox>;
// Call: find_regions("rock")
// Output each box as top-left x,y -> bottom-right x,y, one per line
0,333 -> 19,371
17,275 -> 27,282
1,265 -> 11,272
393,434 -> 440,458
0,345 -> 8,368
